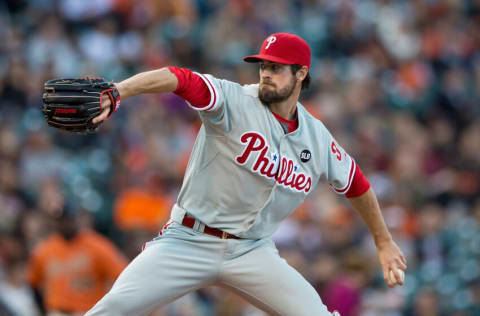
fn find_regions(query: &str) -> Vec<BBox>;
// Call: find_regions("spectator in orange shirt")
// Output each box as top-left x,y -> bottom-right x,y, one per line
113,172 -> 173,233
113,172 -> 173,259
27,206 -> 127,316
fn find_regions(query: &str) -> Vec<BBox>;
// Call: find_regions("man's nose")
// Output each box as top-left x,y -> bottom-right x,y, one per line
261,69 -> 272,80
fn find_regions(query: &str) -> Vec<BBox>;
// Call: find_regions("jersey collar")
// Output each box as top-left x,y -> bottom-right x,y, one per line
270,109 -> 298,133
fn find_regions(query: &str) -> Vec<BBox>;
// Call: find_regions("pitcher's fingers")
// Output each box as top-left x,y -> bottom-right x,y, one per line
382,265 -> 393,288
400,254 -> 407,265
397,258 -> 407,270
92,108 -> 109,124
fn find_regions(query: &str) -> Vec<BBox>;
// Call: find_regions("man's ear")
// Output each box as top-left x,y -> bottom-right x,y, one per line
296,66 -> 308,81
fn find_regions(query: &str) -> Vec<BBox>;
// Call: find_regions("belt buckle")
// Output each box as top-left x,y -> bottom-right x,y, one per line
222,231 -> 228,239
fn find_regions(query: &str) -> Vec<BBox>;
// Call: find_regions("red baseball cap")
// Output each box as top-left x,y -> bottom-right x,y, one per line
243,33 -> 311,69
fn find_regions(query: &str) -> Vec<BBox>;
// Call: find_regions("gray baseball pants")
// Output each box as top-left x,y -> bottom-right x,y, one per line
85,221 -> 333,316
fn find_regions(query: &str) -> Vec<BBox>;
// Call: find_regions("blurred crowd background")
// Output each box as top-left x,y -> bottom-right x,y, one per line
0,0 -> 479,315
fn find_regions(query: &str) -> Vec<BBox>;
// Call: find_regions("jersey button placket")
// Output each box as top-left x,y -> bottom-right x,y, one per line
275,133 -> 288,188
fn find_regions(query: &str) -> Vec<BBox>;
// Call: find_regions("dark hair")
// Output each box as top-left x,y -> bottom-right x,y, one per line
290,64 -> 310,91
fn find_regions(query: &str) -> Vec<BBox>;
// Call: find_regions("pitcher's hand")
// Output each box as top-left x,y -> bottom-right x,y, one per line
377,238 -> 407,287
92,95 -> 112,124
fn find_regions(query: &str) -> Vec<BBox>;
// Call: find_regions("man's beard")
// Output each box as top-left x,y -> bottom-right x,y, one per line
258,78 -> 296,105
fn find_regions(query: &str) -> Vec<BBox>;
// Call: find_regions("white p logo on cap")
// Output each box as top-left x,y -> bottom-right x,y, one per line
265,36 -> 276,49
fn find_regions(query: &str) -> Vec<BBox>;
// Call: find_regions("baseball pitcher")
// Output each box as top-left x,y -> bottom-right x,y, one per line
55,33 -> 407,316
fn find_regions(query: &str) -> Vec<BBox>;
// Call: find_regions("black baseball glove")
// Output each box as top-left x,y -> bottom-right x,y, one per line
42,78 -> 120,133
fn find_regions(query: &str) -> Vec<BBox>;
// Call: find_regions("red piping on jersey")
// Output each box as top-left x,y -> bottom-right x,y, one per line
196,73 -> 217,111
345,165 -> 370,198
331,159 -> 356,194
162,220 -> 174,230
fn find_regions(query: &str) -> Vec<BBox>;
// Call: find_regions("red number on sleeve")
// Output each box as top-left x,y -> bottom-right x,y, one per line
331,141 -> 342,161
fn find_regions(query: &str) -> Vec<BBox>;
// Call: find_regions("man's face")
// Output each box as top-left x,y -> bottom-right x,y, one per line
258,61 -> 297,105
54,213 -> 78,240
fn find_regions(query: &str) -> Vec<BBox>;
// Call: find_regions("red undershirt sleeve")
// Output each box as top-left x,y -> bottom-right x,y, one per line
168,67 -> 211,108
345,165 -> 371,198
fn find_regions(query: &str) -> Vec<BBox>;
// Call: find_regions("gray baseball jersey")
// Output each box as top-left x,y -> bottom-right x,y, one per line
171,73 -> 356,239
